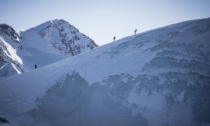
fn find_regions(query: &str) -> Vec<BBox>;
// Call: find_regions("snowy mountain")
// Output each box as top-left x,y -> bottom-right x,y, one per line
0,17 -> 210,126
20,19 -> 97,56
0,24 -> 24,77
0,20 -> 97,76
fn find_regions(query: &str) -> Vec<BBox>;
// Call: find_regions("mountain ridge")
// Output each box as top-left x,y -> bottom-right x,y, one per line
0,17 -> 210,126
0,19 -> 98,77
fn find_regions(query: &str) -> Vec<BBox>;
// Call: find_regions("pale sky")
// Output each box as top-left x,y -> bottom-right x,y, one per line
0,0 -> 210,45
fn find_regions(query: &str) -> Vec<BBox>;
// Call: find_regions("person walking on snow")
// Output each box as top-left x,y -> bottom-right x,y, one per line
34,64 -> 38,69
134,29 -> 137,35
113,36 -> 116,41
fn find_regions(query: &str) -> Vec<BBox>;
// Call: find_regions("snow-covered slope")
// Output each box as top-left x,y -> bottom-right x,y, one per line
18,19 -> 97,71
0,20 -> 97,76
0,18 -> 210,126
0,24 -> 23,77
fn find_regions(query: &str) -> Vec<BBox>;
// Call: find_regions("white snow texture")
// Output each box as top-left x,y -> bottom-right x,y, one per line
0,19 -> 97,77
0,18 -> 210,126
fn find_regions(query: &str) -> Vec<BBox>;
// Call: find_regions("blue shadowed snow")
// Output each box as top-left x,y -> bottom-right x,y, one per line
0,18 -> 210,126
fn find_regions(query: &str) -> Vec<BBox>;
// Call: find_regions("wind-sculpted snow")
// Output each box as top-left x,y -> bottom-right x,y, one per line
0,37 -> 23,76
26,70 -> 210,126
0,24 -> 24,76
28,72 -> 148,126
0,18 -> 210,126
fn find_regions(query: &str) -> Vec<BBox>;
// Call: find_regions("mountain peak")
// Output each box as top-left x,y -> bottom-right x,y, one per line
0,23 -> 12,30
30,19 -> 76,33
0,23 -> 18,38
25,19 -> 97,55
50,19 -> 66,24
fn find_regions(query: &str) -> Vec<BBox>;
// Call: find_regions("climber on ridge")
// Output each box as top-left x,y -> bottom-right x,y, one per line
113,36 -> 116,41
134,29 -> 137,35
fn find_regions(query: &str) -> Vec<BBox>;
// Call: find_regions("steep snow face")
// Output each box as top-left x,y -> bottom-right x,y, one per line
0,18 -> 210,126
0,24 -> 23,76
0,24 -> 20,47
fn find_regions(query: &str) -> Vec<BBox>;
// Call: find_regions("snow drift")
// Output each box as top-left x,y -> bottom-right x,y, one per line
0,18 -> 210,126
